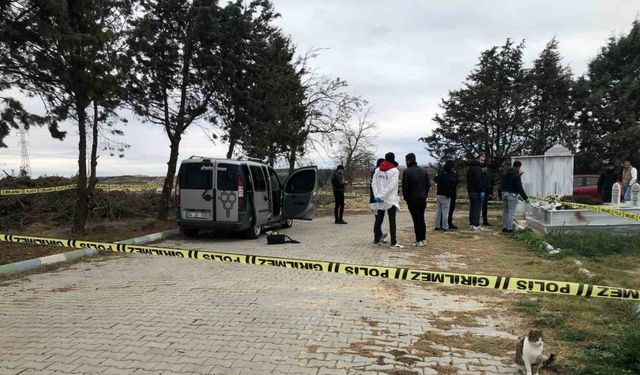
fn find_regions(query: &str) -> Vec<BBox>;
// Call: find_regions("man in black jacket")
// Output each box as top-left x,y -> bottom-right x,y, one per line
447,167 -> 460,229
434,160 -> 456,231
331,165 -> 347,224
466,155 -> 485,230
500,161 -> 529,233
598,162 -> 618,203
402,153 -> 431,246
481,165 -> 495,226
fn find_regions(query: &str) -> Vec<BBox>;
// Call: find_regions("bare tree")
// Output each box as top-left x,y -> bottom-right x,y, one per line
286,49 -> 364,173
333,107 -> 377,186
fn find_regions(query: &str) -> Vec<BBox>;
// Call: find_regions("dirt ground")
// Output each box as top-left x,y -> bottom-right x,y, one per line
0,218 -> 176,265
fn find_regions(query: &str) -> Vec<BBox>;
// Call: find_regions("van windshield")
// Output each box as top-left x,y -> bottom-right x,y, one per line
217,163 -> 238,190
180,163 -> 213,190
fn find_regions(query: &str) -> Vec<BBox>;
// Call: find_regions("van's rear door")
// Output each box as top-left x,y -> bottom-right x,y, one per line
179,161 -> 215,221
215,162 -> 239,222
283,166 -> 319,220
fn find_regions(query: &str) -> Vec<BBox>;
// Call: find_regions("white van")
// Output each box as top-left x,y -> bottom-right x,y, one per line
175,157 -> 319,238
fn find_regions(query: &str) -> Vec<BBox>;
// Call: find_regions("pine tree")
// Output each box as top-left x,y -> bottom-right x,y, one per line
126,0 -> 222,220
576,21 -> 640,170
524,37 -> 576,155
0,0 -> 132,233
421,39 -> 529,169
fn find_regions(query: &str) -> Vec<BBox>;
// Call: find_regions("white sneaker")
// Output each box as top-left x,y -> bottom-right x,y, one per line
470,225 -> 478,230
418,241 -> 426,247
391,243 -> 405,249
410,241 -> 420,247
478,226 -> 488,231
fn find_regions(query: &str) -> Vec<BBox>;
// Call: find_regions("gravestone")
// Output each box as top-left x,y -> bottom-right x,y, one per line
612,182 -> 621,205
513,145 -> 573,198
632,183 -> 640,207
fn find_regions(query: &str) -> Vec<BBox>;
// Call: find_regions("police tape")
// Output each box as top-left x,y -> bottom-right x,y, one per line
0,183 -> 163,196
531,196 -> 640,224
1,234 -> 638,301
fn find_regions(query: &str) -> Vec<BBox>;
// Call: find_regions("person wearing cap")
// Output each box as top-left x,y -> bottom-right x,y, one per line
500,160 -> 529,233
371,152 -> 403,248
402,153 -> 431,246
598,162 -> 618,203
331,165 -> 347,224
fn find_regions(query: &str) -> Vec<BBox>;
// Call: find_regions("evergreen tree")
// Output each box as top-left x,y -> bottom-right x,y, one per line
0,0 -> 132,233
421,39 -> 529,169
576,21 -> 640,171
524,37 -> 576,155
126,0 -> 222,220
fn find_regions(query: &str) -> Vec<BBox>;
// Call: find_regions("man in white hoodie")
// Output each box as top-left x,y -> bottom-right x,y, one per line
371,152 -> 404,248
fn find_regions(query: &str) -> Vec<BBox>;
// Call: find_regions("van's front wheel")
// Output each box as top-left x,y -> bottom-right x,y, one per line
181,226 -> 199,238
245,216 -> 261,239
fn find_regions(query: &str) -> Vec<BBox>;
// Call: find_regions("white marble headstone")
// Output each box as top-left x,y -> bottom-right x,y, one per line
611,182 -> 621,205
631,183 -> 640,207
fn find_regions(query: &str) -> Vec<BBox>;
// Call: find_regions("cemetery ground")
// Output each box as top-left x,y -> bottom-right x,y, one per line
0,194 -> 638,375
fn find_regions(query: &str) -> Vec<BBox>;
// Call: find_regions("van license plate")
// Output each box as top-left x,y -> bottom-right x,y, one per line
187,211 -> 209,219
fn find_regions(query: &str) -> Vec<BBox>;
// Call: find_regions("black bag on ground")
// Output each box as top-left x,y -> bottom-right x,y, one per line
267,233 -> 300,245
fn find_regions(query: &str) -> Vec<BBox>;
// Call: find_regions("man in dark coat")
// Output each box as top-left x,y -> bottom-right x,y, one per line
447,167 -> 460,230
331,165 -> 347,224
402,153 -> 431,246
466,155 -> 485,229
598,162 -> 618,203
500,161 -> 529,233
481,165 -> 495,226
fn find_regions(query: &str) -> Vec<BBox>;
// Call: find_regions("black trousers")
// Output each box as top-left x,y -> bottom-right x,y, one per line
407,200 -> 427,242
374,206 -> 397,245
469,192 -> 482,227
334,191 -> 344,222
448,191 -> 457,227
482,195 -> 489,223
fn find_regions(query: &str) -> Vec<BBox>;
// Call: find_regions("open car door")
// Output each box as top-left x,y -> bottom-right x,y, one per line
283,166 -> 318,220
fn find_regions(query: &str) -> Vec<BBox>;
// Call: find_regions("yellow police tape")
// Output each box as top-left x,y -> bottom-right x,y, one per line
1,233 -> 638,301
0,183 -> 163,196
531,196 -> 640,224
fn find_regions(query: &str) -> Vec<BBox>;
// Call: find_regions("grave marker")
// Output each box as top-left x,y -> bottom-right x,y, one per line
612,182 -> 621,205
632,183 -> 640,207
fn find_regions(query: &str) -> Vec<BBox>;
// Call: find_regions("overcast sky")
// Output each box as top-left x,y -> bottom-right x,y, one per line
2,0 -> 639,177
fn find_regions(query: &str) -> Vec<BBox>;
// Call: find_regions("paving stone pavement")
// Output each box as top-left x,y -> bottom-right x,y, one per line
1,213 -> 520,375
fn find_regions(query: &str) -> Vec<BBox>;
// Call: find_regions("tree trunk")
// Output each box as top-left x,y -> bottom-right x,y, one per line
157,135 -> 181,221
88,101 -> 99,192
72,104 -> 89,235
226,137 -> 236,159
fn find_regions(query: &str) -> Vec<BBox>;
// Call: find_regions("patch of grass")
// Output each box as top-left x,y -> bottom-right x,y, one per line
546,231 -> 640,258
515,299 -> 540,315
417,331 -> 515,358
557,328 -> 589,342
511,229 -> 549,256
576,326 -> 640,375
533,313 -> 567,329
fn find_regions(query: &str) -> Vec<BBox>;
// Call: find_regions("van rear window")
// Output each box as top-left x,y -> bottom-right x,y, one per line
217,163 -> 238,190
180,163 -> 212,190
250,166 -> 267,191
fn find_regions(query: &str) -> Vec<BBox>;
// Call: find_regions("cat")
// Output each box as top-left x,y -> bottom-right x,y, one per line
515,330 -> 556,375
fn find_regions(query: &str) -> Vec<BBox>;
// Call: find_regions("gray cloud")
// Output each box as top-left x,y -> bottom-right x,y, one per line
2,1 -> 638,176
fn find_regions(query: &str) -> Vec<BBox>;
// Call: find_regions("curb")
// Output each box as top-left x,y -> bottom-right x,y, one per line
0,228 -> 180,276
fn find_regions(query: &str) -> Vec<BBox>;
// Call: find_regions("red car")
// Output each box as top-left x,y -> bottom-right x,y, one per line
573,174 -> 600,198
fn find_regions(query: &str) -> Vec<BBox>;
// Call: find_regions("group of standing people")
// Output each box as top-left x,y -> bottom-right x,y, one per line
331,153 -> 530,247
597,160 -> 638,202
